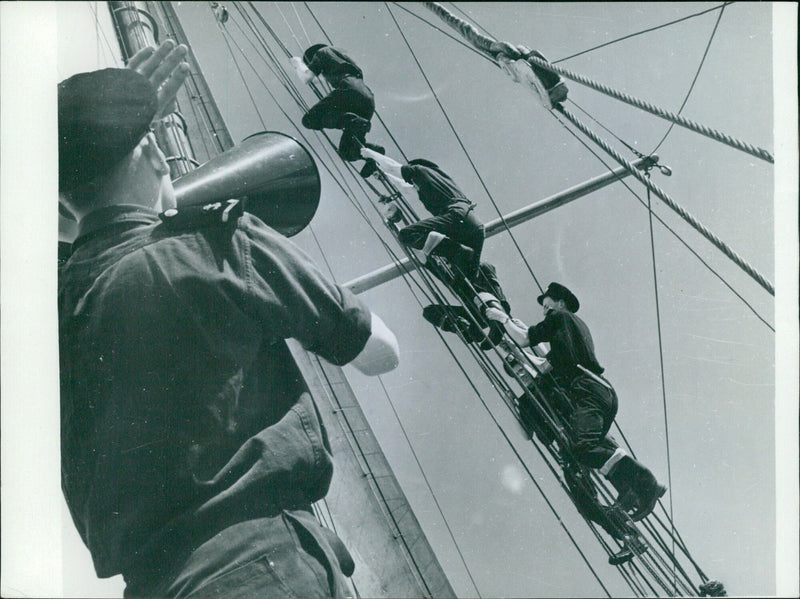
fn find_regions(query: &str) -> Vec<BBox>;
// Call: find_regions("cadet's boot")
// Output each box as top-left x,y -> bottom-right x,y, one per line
602,450 -> 638,512
605,455 -> 666,521
363,142 -> 385,155
608,546 -> 635,566
627,462 -> 666,522
359,158 -> 379,179
427,237 -> 474,277
338,112 -> 370,138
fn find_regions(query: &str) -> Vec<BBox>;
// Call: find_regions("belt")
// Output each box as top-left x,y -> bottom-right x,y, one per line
576,364 -> 613,390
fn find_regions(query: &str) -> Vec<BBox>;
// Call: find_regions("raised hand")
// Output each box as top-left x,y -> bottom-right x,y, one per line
127,40 -> 190,120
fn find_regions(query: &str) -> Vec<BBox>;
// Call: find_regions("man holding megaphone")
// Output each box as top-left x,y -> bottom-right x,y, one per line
58,41 -> 399,598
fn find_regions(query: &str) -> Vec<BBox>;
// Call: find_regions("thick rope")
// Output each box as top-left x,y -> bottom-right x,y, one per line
422,1 -> 774,164
526,54 -> 774,164
556,104 -> 774,295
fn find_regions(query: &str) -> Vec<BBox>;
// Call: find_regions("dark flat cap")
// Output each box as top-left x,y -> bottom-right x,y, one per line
303,43 -> 328,65
407,158 -> 440,170
58,68 -> 158,193
537,282 -> 580,313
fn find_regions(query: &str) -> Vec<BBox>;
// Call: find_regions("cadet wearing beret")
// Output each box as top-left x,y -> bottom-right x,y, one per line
484,282 -> 666,522
59,41 -> 399,598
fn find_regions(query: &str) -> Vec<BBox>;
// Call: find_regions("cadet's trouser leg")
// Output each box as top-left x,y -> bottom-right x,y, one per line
124,511 -> 353,599
567,376 -> 618,469
301,87 -> 374,130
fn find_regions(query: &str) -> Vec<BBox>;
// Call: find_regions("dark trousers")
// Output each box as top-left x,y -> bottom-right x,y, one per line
567,374 -> 619,469
398,207 -> 485,278
301,78 -> 375,161
123,510 -> 352,599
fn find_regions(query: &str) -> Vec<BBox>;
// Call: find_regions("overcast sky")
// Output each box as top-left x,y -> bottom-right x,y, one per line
1,2 -> 797,598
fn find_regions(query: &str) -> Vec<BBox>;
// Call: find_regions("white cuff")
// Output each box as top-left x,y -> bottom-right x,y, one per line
349,313 -> 400,376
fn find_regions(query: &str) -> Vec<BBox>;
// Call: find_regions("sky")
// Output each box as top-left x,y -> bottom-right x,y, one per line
1,2 -> 797,598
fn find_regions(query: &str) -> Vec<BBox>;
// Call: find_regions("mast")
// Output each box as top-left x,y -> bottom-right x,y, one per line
104,3 -> 455,597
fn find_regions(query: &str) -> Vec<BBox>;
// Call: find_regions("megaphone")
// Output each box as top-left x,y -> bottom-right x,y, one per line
173,131 -> 320,237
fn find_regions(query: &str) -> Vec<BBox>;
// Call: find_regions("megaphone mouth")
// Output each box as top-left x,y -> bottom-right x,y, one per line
173,131 -> 321,237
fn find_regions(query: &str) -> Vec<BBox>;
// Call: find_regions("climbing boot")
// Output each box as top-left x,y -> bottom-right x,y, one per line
339,112 -> 370,137
605,455 -> 666,521
628,469 -> 666,521
608,546 -> 635,566
422,304 -> 484,343
603,453 -> 639,512
364,142 -> 385,155
337,113 -> 372,161
360,158 -> 379,178
427,237 -> 474,277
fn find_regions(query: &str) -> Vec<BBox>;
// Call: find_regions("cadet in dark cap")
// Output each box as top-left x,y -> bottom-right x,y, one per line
290,43 -> 384,162
484,282 -> 666,522
59,41 -> 399,598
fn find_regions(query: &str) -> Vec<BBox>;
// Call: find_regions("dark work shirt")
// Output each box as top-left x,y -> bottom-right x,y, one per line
307,46 -> 363,88
400,164 -> 471,216
527,308 -> 604,379
59,205 -> 372,578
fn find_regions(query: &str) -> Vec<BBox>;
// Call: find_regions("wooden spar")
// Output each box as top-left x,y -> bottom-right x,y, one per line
344,156 -> 657,295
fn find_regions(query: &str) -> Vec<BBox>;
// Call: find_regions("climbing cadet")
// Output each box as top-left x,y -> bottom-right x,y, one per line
59,41 -> 400,598
360,150 -> 483,281
483,282 -> 666,521
488,41 -> 568,107
291,43 -> 385,162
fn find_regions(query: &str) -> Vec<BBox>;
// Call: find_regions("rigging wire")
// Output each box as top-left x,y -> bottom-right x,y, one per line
384,2 -> 546,295
422,1 -> 773,165
298,3 -> 412,163
290,2 -> 313,48
214,16 -> 501,593
555,101 -> 775,294
221,6 -> 625,592
304,351 -> 431,599
428,6 -> 764,579
551,6 -> 729,585
649,2 -> 727,155
208,6 -> 756,596
566,99 -> 648,158
644,181 -> 678,593
346,18 -> 638,584
389,2 -> 498,67
412,1 -> 774,325
373,374 -> 484,598
553,2 -> 735,64
88,2 -> 123,67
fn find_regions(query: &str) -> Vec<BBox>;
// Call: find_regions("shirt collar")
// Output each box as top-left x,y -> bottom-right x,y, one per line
73,204 -> 159,249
